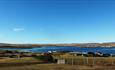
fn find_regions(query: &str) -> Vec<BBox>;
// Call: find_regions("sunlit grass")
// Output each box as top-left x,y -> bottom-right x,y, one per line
0,57 -> 43,63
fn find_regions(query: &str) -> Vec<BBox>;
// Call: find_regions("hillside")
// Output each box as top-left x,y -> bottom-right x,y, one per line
0,42 -> 115,48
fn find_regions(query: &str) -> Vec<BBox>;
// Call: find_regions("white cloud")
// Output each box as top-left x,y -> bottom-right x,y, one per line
13,28 -> 24,31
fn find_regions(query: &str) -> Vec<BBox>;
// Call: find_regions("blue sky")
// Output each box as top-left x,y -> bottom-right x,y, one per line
0,0 -> 115,44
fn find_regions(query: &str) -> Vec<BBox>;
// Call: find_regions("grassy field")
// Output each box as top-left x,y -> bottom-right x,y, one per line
0,54 -> 115,70
53,54 -> 115,66
0,57 -> 43,63
0,64 -> 115,70
0,57 -> 46,67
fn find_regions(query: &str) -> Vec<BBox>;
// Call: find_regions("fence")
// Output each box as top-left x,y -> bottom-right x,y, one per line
63,57 -> 115,66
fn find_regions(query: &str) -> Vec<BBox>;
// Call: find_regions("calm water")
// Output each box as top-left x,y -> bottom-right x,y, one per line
0,46 -> 115,54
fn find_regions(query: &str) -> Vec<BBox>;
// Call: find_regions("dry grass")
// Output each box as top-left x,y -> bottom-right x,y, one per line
0,64 -> 115,70
0,55 -> 115,70
0,57 -> 43,63
55,54 -> 115,66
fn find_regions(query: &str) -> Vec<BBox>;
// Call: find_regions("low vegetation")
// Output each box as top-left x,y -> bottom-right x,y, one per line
0,64 -> 115,70
33,53 -> 54,62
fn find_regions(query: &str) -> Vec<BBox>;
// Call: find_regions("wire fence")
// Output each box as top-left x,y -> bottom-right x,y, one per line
63,57 -> 115,66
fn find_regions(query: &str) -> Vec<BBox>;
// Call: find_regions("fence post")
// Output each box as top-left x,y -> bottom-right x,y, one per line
72,57 -> 74,66
77,57 -> 79,65
93,57 -> 95,65
111,56 -> 114,65
83,57 -> 86,65
86,57 -> 88,64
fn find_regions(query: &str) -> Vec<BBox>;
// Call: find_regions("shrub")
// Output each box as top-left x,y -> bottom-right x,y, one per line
102,54 -> 111,57
33,54 -> 54,62
87,52 -> 95,57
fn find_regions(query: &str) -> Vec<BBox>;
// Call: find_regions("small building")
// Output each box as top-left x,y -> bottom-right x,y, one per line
57,59 -> 65,64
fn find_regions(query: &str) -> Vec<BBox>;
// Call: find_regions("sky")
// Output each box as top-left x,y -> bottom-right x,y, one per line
0,0 -> 115,44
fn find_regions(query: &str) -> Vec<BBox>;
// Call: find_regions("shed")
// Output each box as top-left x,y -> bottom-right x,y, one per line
57,59 -> 65,64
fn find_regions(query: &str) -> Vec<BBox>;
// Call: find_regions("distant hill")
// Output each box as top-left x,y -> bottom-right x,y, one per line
0,42 -> 115,48
0,43 -> 41,48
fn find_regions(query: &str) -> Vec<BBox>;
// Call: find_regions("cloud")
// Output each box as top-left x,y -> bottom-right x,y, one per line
13,28 -> 24,31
